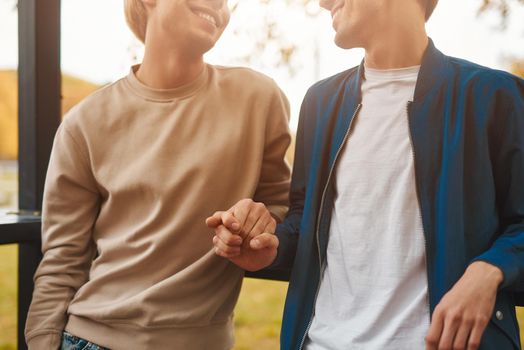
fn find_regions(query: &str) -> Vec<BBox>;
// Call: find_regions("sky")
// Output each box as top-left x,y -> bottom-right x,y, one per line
0,0 -> 523,129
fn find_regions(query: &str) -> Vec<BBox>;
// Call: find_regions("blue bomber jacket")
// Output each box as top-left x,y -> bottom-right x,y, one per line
270,40 -> 524,349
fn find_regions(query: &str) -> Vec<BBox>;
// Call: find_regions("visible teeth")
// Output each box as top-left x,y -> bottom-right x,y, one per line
196,12 -> 217,26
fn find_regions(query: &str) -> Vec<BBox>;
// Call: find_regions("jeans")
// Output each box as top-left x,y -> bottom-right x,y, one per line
61,332 -> 110,350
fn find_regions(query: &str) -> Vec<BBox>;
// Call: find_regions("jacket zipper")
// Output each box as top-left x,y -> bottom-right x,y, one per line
298,103 -> 362,350
406,101 -> 432,323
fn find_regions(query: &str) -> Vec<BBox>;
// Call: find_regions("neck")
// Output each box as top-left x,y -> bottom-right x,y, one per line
136,36 -> 205,90
364,19 -> 428,69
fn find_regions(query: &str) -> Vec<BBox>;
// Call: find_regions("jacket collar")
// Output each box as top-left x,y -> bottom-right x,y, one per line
414,38 -> 449,101
353,38 -> 449,102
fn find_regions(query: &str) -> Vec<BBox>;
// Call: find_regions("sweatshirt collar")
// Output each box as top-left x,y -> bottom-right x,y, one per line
125,64 -> 208,102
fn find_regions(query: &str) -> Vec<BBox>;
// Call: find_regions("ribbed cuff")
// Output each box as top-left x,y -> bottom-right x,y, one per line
26,332 -> 62,350
267,204 -> 288,222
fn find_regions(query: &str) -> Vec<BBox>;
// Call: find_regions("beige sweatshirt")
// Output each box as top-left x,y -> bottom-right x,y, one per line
25,64 -> 291,350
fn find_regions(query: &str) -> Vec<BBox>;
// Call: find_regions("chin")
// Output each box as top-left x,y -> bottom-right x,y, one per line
334,36 -> 354,50
334,28 -> 362,50
188,36 -> 219,56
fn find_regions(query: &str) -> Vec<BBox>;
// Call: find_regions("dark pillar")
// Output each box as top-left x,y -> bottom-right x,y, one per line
17,0 -> 61,349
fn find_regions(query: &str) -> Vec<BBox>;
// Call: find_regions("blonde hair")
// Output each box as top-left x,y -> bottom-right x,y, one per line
124,0 -> 148,43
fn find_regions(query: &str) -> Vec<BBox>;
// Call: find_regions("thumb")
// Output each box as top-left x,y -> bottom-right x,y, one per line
250,233 -> 279,250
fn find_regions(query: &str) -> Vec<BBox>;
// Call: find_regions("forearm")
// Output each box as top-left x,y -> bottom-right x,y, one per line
253,83 -> 292,223
26,122 -> 100,347
266,215 -> 300,271
471,226 -> 524,291
26,247 -> 96,350
26,215 -> 97,346
485,91 -> 524,292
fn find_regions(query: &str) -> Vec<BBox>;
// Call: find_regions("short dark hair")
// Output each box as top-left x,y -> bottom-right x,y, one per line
424,0 -> 439,21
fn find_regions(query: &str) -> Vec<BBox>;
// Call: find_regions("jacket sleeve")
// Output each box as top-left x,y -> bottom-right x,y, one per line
253,84 -> 292,222
269,99 -> 309,271
25,122 -> 100,349
472,78 -> 524,293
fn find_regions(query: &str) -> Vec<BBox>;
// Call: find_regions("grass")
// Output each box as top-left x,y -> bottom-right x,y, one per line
0,245 -> 17,350
234,279 -> 288,349
519,310 -> 524,348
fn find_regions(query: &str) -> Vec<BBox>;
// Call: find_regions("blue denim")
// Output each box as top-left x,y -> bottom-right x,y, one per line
61,332 -> 109,350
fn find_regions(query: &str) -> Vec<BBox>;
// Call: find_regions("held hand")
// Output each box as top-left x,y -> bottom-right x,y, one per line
425,261 -> 503,350
206,198 -> 277,241
205,199 -> 278,271
211,225 -> 279,271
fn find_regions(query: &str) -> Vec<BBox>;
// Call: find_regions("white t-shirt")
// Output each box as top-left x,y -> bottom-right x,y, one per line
305,66 -> 430,350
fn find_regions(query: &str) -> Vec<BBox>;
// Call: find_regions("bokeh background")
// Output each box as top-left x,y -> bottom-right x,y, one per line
1,0 -> 523,349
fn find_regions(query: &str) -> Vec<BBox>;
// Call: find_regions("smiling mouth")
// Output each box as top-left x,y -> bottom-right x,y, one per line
191,7 -> 219,28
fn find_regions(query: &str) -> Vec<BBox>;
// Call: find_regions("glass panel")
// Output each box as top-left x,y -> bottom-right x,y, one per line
0,0 -> 18,212
61,0 -> 140,117
0,2 -> 19,349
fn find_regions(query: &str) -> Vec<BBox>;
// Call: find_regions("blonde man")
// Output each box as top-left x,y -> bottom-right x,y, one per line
25,0 -> 291,349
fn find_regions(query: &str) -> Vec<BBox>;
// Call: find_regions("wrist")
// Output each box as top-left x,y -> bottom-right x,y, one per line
469,261 -> 504,288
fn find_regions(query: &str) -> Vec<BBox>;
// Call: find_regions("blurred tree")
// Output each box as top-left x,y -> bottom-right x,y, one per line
477,0 -> 524,28
5,0 -> 523,22
0,70 -> 99,159
4,0 -> 523,76
226,0 -> 523,76
511,60 -> 524,77
223,0 -> 320,77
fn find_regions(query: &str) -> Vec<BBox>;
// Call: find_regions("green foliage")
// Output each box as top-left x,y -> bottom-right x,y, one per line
225,0 -> 524,76
478,0 -> 524,28
511,60 -> 524,78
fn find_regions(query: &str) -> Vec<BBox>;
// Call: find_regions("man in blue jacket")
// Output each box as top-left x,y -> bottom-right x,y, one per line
209,0 -> 524,348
